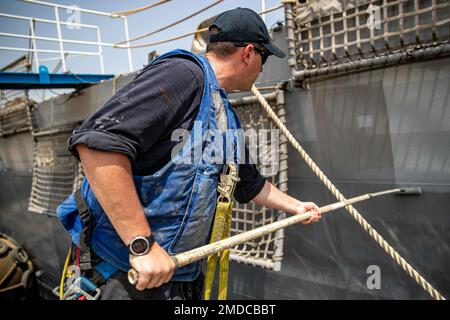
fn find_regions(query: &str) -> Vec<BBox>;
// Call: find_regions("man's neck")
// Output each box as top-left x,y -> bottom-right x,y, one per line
204,53 -> 236,92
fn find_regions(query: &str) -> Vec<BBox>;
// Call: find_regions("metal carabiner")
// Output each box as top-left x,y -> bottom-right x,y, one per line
217,162 -> 240,203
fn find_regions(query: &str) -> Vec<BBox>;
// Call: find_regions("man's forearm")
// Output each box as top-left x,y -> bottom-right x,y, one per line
77,144 -> 150,245
252,180 -> 301,215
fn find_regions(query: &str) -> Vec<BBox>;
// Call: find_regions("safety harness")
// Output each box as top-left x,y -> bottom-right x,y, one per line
204,162 -> 240,300
59,189 -> 118,300
61,163 -> 239,300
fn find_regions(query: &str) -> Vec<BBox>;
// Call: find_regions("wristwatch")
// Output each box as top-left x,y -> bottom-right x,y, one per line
128,234 -> 155,256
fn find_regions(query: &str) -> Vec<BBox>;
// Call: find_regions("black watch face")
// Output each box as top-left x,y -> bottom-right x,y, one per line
131,238 -> 148,255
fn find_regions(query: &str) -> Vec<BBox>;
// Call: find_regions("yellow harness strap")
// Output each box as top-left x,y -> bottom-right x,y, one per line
204,162 -> 239,300
204,200 -> 233,300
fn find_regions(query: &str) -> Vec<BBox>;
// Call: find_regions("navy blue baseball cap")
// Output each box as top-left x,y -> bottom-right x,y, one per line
208,7 -> 286,58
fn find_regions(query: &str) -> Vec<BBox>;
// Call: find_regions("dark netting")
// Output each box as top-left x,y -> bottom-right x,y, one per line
28,128 -> 82,216
0,98 -> 35,137
228,90 -> 288,270
293,0 -> 450,70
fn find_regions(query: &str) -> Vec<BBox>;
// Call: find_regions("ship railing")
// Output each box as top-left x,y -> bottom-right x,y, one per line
0,0 -> 133,75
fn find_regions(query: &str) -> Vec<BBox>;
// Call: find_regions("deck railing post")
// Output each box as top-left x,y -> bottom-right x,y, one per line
29,18 -> 39,72
122,17 -> 133,72
53,7 -> 67,72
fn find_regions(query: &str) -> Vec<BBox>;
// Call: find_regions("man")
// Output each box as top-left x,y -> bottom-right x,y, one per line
57,7 -> 321,300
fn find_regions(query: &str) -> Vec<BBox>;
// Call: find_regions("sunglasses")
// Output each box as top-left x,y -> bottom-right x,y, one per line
234,43 -> 270,65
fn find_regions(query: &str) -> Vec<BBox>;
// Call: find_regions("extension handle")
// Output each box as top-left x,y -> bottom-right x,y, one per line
127,188 -> 402,286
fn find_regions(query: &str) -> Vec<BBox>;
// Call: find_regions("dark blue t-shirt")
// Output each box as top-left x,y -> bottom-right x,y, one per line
68,56 -> 265,203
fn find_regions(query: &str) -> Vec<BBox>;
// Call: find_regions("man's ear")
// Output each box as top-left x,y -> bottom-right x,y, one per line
241,45 -> 254,67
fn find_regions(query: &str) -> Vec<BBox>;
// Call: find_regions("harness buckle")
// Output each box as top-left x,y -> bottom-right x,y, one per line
78,207 -> 91,224
62,276 -> 101,300
217,162 -> 240,203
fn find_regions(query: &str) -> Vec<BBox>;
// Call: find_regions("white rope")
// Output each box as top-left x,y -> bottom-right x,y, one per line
114,3 -> 285,49
115,0 -> 223,46
259,3 -> 284,15
115,28 -> 209,49
251,85 -> 445,301
111,0 -> 172,18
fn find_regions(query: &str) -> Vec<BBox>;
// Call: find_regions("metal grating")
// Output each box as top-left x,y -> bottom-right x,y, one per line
293,0 -> 450,70
28,127 -> 82,216
229,89 -> 288,271
0,55 -> 31,110
0,97 -> 35,137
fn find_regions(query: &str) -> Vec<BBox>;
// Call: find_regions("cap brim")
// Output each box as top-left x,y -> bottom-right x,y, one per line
261,42 -> 286,58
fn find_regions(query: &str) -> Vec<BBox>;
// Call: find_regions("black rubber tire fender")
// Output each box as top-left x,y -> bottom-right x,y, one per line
0,240 -> 8,256
12,247 -> 29,265
21,269 -> 33,289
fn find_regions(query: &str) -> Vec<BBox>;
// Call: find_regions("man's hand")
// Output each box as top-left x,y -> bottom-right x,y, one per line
253,181 -> 322,224
129,243 -> 176,291
295,201 -> 321,224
